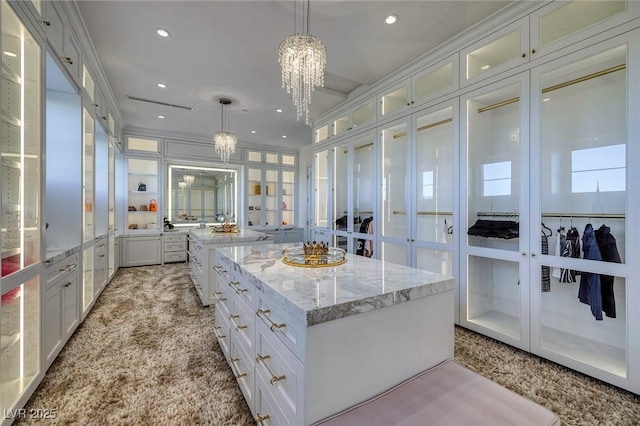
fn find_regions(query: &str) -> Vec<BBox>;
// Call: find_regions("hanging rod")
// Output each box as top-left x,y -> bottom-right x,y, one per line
354,142 -> 374,151
354,210 -> 373,215
541,212 -> 625,219
392,211 -> 453,216
477,212 -> 519,218
393,118 -> 453,139
478,63 -> 626,113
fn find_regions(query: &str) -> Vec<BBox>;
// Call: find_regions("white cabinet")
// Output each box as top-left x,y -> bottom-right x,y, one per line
163,233 -> 187,263
94,237 -> 108,295
42,1 -> 81,87
44,254 -> 80,369
126,157 -> 161,232
121,235 -> 162,267
330,97 -> 376,138
247,165 -> 297,228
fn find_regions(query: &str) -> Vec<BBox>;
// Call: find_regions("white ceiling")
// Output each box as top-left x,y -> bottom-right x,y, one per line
76,0 -> 510,149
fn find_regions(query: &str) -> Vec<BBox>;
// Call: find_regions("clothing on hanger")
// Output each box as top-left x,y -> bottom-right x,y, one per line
467,220 -> 519,239
356,216 -> 374,257
552,227 -> 565,279
560,227 -> 581,283
541,228 -> 550,292
578,224 -> 603,320
594,223 -> 621,319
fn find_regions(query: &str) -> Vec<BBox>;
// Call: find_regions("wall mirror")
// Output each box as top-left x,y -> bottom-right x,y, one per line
167,165 -> 237,227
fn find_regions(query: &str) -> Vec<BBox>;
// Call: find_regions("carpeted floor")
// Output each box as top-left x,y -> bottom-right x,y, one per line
18,264 -> 640,425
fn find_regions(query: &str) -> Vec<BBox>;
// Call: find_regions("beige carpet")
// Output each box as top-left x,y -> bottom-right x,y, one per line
19,264 -> 640,425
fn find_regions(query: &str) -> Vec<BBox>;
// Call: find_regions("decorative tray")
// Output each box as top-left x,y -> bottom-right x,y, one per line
210,226 -> 239,234
282,243 -> 346,268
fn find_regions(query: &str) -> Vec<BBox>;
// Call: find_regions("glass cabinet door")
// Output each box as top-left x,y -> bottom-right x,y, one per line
264,169 -> 279,227
83,108 -> 94,242
1,1 -> 42,276
126,157 -> 159,232
461,19 -> 528,85
332,142 -> 349,251
314,150 -> 329,228
413,105 -> 455,276
412,56 -> 457,107
377,81 -> 410,120
461,73 -> 530,348
108,142 -> 115,231
281,170 -> 295,226
380,119 -> 410,264
247,167 -> 261,227
531,41 -> 629,378
352,133 -> 375,256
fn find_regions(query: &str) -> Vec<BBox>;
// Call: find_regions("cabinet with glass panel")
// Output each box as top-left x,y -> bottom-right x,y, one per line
460,0 -> 639,87
245,151 -> 297,228
1,0 -> 42,416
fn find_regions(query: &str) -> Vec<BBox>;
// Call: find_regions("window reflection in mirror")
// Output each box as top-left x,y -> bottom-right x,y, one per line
167,165 -> 237,227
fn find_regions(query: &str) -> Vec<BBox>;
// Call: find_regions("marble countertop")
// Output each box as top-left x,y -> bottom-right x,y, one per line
189,228 -> 273,245
216,243 -> 455,327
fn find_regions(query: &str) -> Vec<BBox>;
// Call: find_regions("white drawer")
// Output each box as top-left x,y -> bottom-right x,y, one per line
164,241 -> 187,252
255,371 -> 292,426
231,295 -> 256,360
214,306 -> 231,360
228,269 -> 255,308
230,339 -> 256,412
255,319 -> 303,425
46,253 -> 80,285
164,234 -> 186,243
256,297 -> 305,362
164,252 -> 187,263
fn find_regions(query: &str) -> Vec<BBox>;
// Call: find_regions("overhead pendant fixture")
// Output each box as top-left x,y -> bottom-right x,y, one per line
278,0 -> 326,126
178,181 -> 187,190
183,175 -> 195,187
213,98 -> 238,163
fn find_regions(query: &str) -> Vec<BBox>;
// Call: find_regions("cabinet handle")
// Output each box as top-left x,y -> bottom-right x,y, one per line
213,326 -> 226,340
99,254 -> 106,258
213,292 -> 227,302
67,263 -> 78,271
42,20 -> 51,26
235,288 -> 248,295
228,314 -> 247,331
256,353 -> 286,385
59,267 -> 68,272
531,253 -> 537,258
64,56 -> 73,65
521,53 -> 527,58
63,282 -> 72,288
256,309 -> 286,332
229,357 -> 247,379
256,414 -> 271,425
522,252 -> 527,256
531,48 -> 537,54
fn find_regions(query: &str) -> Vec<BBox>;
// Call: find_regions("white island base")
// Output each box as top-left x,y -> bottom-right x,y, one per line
214,244 -> 454,425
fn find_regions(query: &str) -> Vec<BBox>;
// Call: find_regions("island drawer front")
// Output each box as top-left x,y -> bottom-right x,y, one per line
228,269 -> 256,309
255,372 -> 292,426
215,306 -> 231,359
256,297 -> 304,361
164,234 -> 187,243
230,339 -> 256,410
164,252 -> 187,263
231,295 -> 257,360
256,319 -> 303,425
164,241 -> 187,252
46,253 -> 80,285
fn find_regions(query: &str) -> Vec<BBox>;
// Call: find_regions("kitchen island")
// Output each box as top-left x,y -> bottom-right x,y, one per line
213,243 -> 455,425
187,228 -> 273,306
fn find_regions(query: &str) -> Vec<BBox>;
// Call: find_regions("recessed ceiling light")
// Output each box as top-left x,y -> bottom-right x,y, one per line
157,83 -> 166,88
156,28 -> 170,37
251,130 -> 257,134
158,115 -> 165,119
282,135 -> 287,138
3,51 -> 17,57
542,98 -> 551,102
276,109 -> 283,113
480,64 -> 490,70
384,14 -> 398,25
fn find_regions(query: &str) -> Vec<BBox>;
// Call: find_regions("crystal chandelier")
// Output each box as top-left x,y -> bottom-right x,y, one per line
213,98 -> 237,162
279,0 -> 326,125
183,175 -> 195,187
178,181 -> 187,191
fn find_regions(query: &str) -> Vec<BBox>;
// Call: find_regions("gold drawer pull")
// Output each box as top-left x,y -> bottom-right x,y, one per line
228,314 -> 247,331
256,414 -> 271,424
213,292 -> 227,302
235,288 -> 248,294
256,309 -> 286,332
228,281 -> 240,288
256,353 -> 286,385
213,326 -> 226,340
229,357 -> 247,379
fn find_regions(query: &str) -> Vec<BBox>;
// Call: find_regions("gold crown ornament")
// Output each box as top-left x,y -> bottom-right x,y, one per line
303,241 -> 329,256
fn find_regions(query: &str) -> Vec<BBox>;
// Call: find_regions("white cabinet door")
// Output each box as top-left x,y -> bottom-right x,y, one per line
62,273 -> 80,338
121,236 -> 162,267
44,281 -> 63,367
